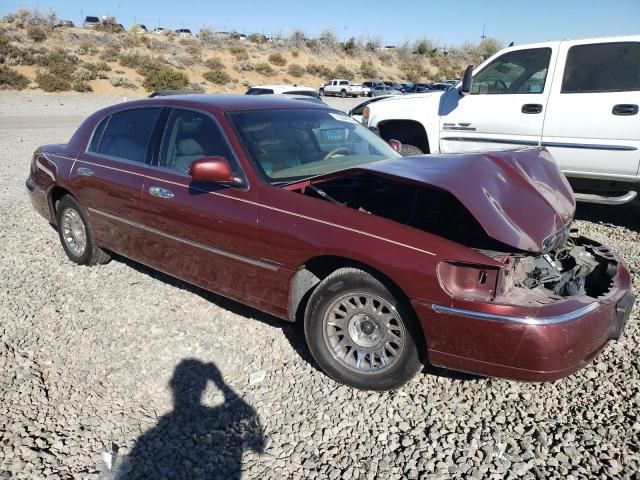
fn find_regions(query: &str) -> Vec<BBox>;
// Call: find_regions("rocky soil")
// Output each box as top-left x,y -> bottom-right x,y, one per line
0,94 -> 638,479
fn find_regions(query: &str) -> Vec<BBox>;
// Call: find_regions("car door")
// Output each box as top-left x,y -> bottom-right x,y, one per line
71,107 -> 163,256
541,39 -> 640,181
136,107 -> 268,307
439,45 -> 557,153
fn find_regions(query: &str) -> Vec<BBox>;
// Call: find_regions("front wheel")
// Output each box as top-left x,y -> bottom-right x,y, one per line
341,89 -> 347,98
304,268 -> 423,390
400,144 -> 424,156
56,195 -> 111,266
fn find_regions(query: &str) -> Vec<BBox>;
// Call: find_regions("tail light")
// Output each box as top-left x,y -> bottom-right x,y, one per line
438,261 -> 499,302
362,106 -> 370,125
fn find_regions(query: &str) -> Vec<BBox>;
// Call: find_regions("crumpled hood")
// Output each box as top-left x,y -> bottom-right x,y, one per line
327,148 -> 576,252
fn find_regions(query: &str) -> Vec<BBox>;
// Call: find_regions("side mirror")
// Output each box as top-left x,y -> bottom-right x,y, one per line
460,65 -> 474,96
189,156 -> 237,185
387,138 -> 402,152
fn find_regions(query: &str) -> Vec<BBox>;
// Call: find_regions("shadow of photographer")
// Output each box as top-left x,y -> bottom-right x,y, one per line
118,359 -> 264,480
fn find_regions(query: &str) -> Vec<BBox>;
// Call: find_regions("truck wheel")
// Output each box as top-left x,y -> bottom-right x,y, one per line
319,89 -> 324,96
341,89 -> 347,98
400,144 -> 424,156
304,268 -> 423,390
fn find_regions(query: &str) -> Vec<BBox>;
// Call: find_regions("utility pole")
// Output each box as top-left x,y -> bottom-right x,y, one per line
481,24 -> 486,40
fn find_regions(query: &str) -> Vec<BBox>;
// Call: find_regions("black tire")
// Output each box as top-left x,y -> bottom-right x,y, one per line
304,268 -> 423,390
56,195 -> 111,266
319,89 -> 324,96
341,89 -> 347,98
400,144 -> 424,157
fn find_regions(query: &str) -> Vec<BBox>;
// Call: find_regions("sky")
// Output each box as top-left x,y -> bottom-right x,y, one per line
1,0 -> 639,47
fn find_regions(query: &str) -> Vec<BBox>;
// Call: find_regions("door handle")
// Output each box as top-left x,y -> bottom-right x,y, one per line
612,104 -> 638,116
148,186 -> 174,199
76,167 -> 94,176
521,104 -> 543,114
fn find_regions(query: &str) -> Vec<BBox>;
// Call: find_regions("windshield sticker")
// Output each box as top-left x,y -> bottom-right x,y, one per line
329,113 -> 359,124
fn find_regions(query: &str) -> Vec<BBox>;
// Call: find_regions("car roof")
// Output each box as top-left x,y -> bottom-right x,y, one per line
106,94 -> 330,113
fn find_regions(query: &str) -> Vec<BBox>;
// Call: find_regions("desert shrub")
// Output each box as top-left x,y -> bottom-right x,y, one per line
0,31 -> 38,65
359,59 -> 376,78
268,52 -> 287,66
197,26 -> 215,44
254,62 -> 274,76
305,39 -> 319,51
100,45 -> 121,62
184,41 -> 202,58
400,59 -> 427,82
0,65 -> 29,90
118,51 -> 155,71
119,32 -> 142,49
289,30 -> 305,49
306,63 -> 332,78
365,37 -> 381,52
188,82 -> 205,93
249,33 -> 266,44
233,61 -> 253,72
318,29 -> 338,51
26,24 -> 47,42
95,18 -> 123,34
35,49 -> 77,80
287,63 -> 304,78
229,46 -> 249,60
109,76 -> 137,89
77,40 -> 99,56
72,66 -> 93,81
342,37 -> 359,56
203,69 -> 231,84
35,72 -> 70,91
291,50 -> 299,58
142,66 -> 189,91
332,64 -> 354,80
72,80 -> 92,92
415,38 -> 438,56
378,52 -> 393,66
205,57 -> 225,71
476,37 -> 502,60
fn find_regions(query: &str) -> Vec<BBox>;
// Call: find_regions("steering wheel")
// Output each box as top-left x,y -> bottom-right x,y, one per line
322,147 -> 350,161
494,79 -> 508,92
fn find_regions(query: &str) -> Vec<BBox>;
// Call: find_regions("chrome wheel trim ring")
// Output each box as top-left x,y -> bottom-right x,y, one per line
322,292 -> 406,374
61,207 -> 87,257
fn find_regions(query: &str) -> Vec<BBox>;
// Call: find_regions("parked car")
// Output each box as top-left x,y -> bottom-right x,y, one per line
55,20 -> 75,28
429,82 -> 453,91
245,84 -> 320,98
403,84 -> 431,94
153,27 -> 166,34
26,95 -> 634,390
175,28 -> 192,37
320,80 -> 368,98
83,16 -> 100,28
370,85 -> 402,97
363,35 -> 640,205
348,95 -> 393,123
131,24 -> 148,33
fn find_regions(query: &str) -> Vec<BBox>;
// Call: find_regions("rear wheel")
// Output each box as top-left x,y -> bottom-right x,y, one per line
56,195 -> 110,266
304,268 -> 423,390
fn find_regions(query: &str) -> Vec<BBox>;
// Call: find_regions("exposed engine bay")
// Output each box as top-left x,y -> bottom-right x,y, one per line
292,173 -> 618,301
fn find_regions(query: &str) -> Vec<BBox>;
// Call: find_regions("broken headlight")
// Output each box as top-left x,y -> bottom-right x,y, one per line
541,223 -> 571,254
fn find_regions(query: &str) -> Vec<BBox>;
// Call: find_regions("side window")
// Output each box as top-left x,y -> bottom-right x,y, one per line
87,116 -> 109,153
339,81 -> 348,86
471,48 -> 552,94
562,42 -> 640,93
159,109 -> 234,173
93,108 -> 162,162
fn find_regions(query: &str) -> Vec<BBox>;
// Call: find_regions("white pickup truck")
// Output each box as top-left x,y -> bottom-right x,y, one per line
363,35 -> 640,205
320,79 -> 369,98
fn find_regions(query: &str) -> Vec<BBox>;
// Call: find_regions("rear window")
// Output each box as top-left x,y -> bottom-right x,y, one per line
85,16 -> 99,22
88,108 -> 162,163
562,42 -> 640,93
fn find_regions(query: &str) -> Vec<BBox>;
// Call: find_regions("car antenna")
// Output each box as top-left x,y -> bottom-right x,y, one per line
508,41 -> 514,47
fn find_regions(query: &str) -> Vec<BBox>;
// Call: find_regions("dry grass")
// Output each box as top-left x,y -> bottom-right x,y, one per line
0,8 -> 502,94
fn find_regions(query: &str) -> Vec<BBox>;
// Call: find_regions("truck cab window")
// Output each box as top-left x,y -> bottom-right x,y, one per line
471,48 -> 552,94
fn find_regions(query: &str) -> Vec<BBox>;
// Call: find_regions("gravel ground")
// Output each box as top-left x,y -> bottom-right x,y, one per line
1,93 -> 639,479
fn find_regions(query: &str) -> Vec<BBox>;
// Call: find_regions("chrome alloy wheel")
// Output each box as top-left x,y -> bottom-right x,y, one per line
323,292 -> 406,373
61,208 -> 87,257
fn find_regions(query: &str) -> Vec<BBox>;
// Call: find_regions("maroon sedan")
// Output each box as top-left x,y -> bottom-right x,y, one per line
26,95 -> 635,390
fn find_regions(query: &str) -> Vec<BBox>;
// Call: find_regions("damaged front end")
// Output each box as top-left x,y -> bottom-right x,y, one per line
492,233 -> 620,304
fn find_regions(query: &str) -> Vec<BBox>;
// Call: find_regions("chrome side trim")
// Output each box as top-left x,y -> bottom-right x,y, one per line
574,191 -> 637,205
542,141 -> 637,152
25,178 -> 45,193
440,137 -> 538,146
431,302 -> 600,325
87,207 -> 282,271
75,158 -> 436,257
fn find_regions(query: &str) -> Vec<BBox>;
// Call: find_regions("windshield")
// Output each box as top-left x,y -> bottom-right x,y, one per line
229,108 -> 400,183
